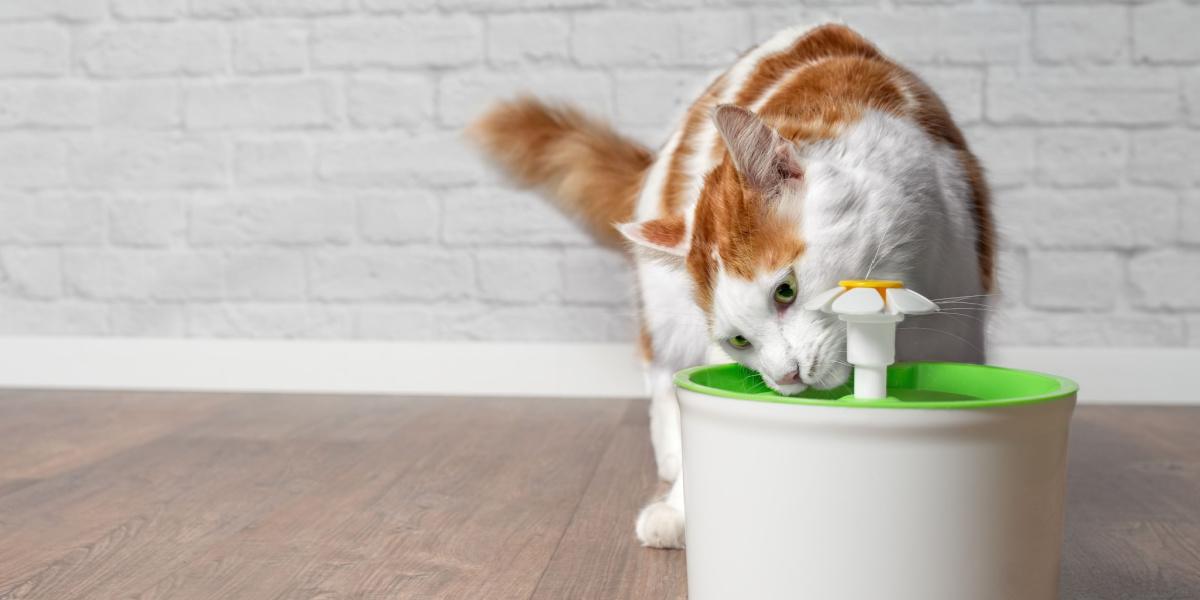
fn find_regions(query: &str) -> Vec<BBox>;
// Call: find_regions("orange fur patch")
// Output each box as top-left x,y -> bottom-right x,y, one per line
687,160 -> 806,312
660,75 -> 726,215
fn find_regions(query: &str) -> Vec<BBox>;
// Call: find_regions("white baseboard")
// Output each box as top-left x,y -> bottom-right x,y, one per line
0,337 -> 1193,405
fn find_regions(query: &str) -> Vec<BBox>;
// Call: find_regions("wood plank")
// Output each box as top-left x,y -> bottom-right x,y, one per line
126,397 -> 626,600
0,392 -> 1197,600
0,394 -> 380,599
1061,406 -> 1200,599
0,390 -> 230,484
531,400 -> 688,600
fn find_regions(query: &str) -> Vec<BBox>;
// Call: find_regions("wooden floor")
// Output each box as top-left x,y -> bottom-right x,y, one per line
0,391 -> 1196,600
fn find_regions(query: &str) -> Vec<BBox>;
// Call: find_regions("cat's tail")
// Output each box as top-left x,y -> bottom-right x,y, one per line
468,97 -> 653,248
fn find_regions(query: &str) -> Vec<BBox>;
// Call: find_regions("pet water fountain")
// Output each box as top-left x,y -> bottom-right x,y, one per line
675,280 -> 1077,600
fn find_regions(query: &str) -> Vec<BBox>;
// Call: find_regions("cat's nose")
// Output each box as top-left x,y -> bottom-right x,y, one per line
775,370 -> 801,385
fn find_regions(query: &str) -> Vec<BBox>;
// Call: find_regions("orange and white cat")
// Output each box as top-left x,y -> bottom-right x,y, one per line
470,24 -> 994,549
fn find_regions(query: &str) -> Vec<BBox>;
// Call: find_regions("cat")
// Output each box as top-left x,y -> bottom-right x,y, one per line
469,23 -> 994,549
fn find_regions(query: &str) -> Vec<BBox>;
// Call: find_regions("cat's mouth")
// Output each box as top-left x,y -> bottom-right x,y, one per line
765,360 -> 852,396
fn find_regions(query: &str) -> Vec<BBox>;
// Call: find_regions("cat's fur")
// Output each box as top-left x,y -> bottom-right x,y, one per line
470,24 -> 994,549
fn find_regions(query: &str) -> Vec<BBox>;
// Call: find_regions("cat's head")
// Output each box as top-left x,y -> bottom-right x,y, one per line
621,105 -> 923,395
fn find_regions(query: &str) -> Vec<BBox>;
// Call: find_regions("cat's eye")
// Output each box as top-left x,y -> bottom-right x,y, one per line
773,273 -> 798,305
727,335 -> 751,349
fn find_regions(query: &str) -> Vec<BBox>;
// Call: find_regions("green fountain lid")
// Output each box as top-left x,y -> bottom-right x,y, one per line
675,362 -> 1077,410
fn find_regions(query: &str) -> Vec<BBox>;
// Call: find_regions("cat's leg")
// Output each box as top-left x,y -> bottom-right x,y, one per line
636,469 -> 686,548
648,365 -> 682,482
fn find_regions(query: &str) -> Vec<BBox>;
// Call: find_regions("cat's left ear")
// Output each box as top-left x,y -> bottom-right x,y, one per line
712,104 -> 803,193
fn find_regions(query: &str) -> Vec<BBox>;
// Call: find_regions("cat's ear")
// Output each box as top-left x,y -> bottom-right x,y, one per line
712,104 -> 803,192
616,216 -> 689,264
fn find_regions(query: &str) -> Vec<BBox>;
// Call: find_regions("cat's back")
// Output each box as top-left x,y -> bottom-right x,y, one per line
638,24 -> 894,220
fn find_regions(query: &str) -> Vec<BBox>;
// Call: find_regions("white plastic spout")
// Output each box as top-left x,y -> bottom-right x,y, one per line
852,364 -> 887,400
804,281 -> 939,400
845,320 -> 898,399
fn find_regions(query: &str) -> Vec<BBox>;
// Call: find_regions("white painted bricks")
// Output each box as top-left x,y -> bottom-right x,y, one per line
0,0 -> 1194,346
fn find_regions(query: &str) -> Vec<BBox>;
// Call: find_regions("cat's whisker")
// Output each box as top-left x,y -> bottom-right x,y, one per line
896,326 -> 985,355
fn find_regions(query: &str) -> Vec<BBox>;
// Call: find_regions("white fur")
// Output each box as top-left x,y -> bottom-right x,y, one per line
630,29 -> 986,548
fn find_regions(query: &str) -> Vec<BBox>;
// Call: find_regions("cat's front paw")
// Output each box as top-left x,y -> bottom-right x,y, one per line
635,500 -> 685,549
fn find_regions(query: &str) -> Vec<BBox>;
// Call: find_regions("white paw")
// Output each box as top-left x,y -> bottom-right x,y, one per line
635,500 -> 685,549
656,452 -> 681,483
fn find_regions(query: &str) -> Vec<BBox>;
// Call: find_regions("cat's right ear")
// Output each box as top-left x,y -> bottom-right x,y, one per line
616,216 -> 689,264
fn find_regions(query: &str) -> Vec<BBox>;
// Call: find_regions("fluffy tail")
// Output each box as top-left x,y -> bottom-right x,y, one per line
468,97 -> 653,248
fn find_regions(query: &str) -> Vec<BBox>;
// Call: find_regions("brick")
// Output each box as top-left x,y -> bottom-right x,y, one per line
190,0 -> 350,18
1130,130 -> 1200,188
572,12 -> 680,66
309,249 -> 474,301
438,0 -> 597,9
358,192 -> 439,244
98,82 -> 180,129
1027,251 -> 1121,310
0,0 -> 104,22
233,21 -> 307,74
234,139 -> 312,187
994,249 -> 1025,308
0,25 -> 68,76
1183,195 -> 1200,246
1033,6 -> 1126,64
676,11 -> 754,68
439,69 -> 612,127
615,70 -> 704,128
185,80 -> 334,130
108,197 -> 185,246
1129,251 -> 1200,310
347,75 -> 435,129
0,300 -> 108,335
962,126 -> 1034,189
109,303 -> 188,336
1186,70 -> 1200,127
0,195 -> 104,244
313,16 -> 481,69
81,25 -> 227,78
317,134 -> 487,187
352,303 -> 482,340
986,66 -> 1179,125
64,250 -> 225,300
443,188 -> 590,246
112,0 -> 185,21
845,7 -> 1024,65
0,137 -> 67,188
476,249 -> 562,302
912,67 -> 983,123
487,13 -> 569,65
190,196 -> 354,246
70,135 -> 227,189
450,305 -> 631,342
1133,4 -> 1200,63
189,304 -> 352,338
995,189 -> 1177,250
224,250 -> 306,300
1034,129 -> 1125,188
989,311 -> 1185,347
0,248 -> 60,299
362,0 -> 437,12
563,248 -> 632,304
0,83 -> 97,129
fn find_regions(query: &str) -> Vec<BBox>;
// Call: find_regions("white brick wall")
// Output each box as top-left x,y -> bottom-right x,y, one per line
0,0 -> 1195,347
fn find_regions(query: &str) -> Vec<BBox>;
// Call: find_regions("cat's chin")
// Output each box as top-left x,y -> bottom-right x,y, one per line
769,381 -> 809,397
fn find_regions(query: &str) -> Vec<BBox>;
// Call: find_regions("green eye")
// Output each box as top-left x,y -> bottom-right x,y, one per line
774,273 -> 798,305
728,335 -> 751,349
